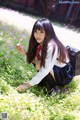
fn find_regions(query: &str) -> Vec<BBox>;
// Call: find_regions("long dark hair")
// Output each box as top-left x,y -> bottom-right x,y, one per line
27,18 -> 69,67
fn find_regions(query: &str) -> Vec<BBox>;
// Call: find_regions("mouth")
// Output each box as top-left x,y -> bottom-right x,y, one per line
36,38 -> 41,40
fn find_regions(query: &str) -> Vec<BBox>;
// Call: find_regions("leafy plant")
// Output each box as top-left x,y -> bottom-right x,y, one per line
0,20 -> 80,120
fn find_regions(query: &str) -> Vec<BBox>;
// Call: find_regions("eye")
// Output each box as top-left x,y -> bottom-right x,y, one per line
40,31 -> 44,33
40,30 -> 45,33
34,30 -> 37,33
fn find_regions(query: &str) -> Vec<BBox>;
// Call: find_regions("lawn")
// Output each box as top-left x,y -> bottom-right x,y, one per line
0,21 -> 80,120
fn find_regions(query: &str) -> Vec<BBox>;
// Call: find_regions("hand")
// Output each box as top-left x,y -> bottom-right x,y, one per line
16,43 -> 26,55
17,82 -> 31,92
16,43 -> 23,52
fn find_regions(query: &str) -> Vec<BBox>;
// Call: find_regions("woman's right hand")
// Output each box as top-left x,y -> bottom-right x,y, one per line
16,43 -> 23,51
16,43 -> 26,55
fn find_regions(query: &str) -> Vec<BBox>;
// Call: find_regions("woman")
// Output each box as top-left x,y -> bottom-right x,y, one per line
16,18 -> 74,93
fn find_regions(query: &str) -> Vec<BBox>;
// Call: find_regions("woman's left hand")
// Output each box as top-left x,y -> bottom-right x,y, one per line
17,82 -> 31,92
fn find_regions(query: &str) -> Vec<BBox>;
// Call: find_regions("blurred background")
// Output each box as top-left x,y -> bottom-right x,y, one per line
0,0 -> 80,28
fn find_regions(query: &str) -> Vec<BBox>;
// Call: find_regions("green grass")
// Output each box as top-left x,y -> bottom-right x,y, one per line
0,22 -> 80,120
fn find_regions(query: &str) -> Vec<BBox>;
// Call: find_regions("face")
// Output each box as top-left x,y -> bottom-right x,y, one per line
34,29 -> 45,44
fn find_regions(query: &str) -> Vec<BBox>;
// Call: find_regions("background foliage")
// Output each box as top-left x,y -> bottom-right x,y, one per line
0,22 -> 80,120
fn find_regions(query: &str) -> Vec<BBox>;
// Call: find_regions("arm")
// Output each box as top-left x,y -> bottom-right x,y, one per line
17,43 -> 58,92
28,43 -> 58,86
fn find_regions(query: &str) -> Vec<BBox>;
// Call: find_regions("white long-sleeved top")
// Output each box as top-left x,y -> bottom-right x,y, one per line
28,42 -> 69,86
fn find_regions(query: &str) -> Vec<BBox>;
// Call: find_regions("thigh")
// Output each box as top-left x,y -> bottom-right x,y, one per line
53,65 -> 61,85
38,73 -> 57,90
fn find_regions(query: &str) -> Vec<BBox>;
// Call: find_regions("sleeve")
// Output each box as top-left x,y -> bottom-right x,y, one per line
28,44 -> 58,86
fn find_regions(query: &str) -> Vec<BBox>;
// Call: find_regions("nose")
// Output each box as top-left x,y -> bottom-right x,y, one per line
36,33 -> 41,38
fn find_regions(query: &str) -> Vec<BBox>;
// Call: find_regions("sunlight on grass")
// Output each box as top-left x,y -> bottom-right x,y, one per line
0,7 -> 80,50
0,7 -> 36,33
0,10 -> 80,120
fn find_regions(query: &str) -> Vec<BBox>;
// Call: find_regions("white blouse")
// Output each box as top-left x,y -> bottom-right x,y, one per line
28,42 -> 69,86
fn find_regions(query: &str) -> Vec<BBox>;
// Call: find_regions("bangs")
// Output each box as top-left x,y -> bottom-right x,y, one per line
34,21 -> 44,31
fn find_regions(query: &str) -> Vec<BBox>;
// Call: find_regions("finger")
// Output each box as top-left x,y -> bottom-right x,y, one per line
16,43 -> 22,46
17,85 -> 23,91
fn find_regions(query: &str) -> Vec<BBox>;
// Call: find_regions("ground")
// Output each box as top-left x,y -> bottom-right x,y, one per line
0,7 -> 80,120
0,7 -> 80,50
